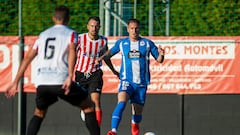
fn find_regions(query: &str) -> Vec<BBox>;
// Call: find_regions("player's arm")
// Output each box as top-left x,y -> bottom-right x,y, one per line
150,40 -> 164,63
104,58 -> 119,78
62,42 -> 76,95
62,32 -> 78,95
5,48 -> 37,98
95,50 -> 112,65
100,44 -> 119,77
68,42 -> 76,78
96,39 -> 121,64
156,45 -> 165,63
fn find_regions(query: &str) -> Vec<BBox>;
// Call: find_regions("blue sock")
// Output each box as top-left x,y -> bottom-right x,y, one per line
132,114 -> 142,123
111,101 -> 126,130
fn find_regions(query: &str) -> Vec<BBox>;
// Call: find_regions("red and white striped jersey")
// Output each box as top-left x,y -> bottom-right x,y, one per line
75,33 -> 108,73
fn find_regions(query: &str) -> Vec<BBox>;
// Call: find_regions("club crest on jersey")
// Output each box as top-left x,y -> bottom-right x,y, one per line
140,41 -> 145,46
82,52 -> 97,58
128,49 -> 141,58
83,52 -> 87,56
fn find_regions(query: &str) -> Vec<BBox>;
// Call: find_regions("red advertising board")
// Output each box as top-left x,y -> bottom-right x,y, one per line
0,36 -> 240,94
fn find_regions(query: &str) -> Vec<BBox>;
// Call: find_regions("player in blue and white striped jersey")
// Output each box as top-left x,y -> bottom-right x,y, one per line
97,18 -> 164,135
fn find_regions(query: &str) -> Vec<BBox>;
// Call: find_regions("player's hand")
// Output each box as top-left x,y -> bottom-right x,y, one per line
158,45 -> 165,56
5,82 -> 18,98
95,58 -> 101,65
62,76 -> 71,95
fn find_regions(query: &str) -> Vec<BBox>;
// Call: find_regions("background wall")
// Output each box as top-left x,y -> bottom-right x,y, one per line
1,93 -> 240,135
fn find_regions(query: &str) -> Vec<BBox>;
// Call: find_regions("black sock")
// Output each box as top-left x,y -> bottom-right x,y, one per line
84,112 -> 100,135
26,115 -> 43,135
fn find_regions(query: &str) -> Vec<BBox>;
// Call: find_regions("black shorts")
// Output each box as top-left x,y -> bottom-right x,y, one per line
75,69 -> 103,94
36,82 -> 88,110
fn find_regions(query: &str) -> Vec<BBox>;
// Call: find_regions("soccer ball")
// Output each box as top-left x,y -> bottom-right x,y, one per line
144,132 -> 156,135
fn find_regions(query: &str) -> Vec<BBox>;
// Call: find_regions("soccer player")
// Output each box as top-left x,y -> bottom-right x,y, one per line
74,16 -> 119,127
96,18 -> 165,135
5,5 -> 100,135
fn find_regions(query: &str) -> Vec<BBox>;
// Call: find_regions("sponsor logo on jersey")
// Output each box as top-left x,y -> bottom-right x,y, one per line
82,52 -> 97,58
128,50 -> 141,58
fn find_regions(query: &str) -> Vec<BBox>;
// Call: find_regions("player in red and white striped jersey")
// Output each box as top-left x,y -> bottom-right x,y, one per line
75,16 -> 119,127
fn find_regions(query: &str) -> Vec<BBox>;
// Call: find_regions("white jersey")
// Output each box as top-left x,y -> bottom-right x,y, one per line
32,25 -> 78,86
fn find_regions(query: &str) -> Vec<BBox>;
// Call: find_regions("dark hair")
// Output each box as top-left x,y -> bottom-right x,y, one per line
54,5 -> 70,24
127,18 -> 140,26
88,16 -> 100,24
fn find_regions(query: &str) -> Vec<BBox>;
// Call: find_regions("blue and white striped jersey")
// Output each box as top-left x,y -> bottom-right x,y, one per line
110,37 -> 159,85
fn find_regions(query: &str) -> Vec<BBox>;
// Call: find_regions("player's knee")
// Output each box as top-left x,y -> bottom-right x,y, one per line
80,98 -> 95,113
34,108 -> 47,118
132,114 -> 142,123
82,106 -> 95,113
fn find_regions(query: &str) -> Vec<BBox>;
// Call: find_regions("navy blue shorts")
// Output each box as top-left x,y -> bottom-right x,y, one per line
75,69 -> 103,94
36,82 -> 88,110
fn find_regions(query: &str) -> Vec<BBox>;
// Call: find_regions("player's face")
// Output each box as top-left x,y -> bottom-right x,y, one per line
127,22 -> 140,41
87,19 -> 100,38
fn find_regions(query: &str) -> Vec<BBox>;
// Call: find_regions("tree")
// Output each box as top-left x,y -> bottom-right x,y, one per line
0,0 -> 239,36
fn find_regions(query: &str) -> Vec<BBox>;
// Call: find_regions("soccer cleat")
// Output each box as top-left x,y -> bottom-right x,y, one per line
131,123 -> 139,135
107,130 -> 117,135
80,110 -> 85,121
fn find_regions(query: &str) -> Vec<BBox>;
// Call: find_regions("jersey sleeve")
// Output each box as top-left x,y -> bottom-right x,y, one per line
71,31 -> 78,46
101,36 -> 108,53
149,40 -> 159,60
110,39 -> 122,55
32,38 -> 40,50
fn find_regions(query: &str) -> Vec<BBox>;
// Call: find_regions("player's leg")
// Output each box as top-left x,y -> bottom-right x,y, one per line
90,92 -> 102,126
88,69 -> 103,126
107,81 -> 133,134
131,103 -> 144,135
74,71 -> 88,121
130,86 -> 147,135
63,82 -> 100,135
80,97 -> 100,135
26,108 -> 47,135
107,91 -> 129,134
74,70 -> 103,125
27,85 -> 58,135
